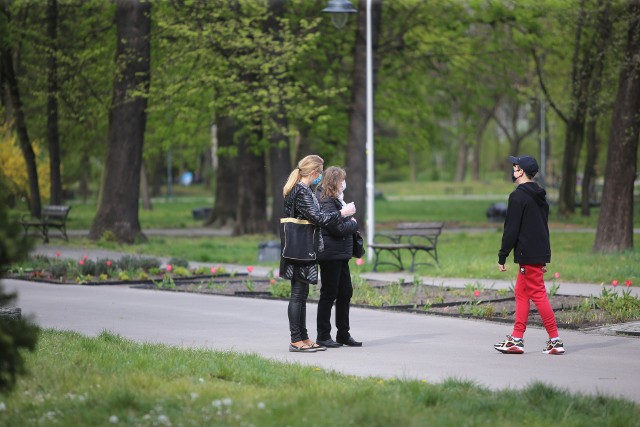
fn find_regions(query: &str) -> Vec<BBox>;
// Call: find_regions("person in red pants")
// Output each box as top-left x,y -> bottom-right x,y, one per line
494,155 -> 565,355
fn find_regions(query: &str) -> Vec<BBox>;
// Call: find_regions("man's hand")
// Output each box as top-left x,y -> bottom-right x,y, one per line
498,263 -> 507,272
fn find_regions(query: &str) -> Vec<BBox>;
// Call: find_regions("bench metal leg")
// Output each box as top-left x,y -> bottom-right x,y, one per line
372,248 -> 405,272
408,249 -> 439,272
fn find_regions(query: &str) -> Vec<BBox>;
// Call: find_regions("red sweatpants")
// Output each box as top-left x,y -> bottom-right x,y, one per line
512,264 -> 559,339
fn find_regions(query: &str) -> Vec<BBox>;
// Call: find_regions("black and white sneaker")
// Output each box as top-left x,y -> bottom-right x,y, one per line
494,335 -> 524,354
543,339 -> 565,355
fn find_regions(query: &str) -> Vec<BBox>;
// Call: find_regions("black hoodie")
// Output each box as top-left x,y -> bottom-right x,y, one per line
498,182 -> 551,265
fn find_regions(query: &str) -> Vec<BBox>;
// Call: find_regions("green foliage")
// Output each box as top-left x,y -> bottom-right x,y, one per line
268,280 -> 290,298
168,257 -> 189,269
0,176 -> 39,393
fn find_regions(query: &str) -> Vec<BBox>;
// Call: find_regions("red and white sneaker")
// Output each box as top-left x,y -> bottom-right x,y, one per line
543,339 -> 565,355
494,335 -> 524,354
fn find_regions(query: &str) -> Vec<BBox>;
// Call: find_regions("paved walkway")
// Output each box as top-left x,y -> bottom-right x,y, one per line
5,245 -> 640,404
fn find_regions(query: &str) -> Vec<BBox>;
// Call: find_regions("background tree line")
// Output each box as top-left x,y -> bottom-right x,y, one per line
1,0 -> 638,252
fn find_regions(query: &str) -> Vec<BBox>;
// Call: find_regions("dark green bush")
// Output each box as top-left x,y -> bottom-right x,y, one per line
168,257 -> 189,268
0,176 -> 39,393
117,255 -> 160,272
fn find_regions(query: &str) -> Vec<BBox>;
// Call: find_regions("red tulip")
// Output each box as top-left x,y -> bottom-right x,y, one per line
473,290 -> 481,297
210,267 -> 217,274
106,260 -> 112,267
611,280 -> 619,287
554,272 -> 560,279
625,280 -> 633,287
83,255 -> 89,260
79,260 -> 85,266
247,266 -> 254,273
166,264 -> 173,272
270,279 -> 276,285
55,251 -> 61,257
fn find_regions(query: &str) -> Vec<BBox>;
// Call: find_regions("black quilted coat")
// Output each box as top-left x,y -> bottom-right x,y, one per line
279,182 -> 341,284
316,194 -> 359,261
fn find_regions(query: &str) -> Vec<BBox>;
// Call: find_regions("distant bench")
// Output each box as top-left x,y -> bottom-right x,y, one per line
369,222 -> 444,272
21,205 -> 71,243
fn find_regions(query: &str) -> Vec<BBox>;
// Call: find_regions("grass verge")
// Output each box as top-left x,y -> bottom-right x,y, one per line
1,330 -> 638,427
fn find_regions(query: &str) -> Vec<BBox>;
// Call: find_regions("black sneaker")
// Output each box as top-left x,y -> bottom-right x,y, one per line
543,339 -> 565,355
494,335 -> 524,354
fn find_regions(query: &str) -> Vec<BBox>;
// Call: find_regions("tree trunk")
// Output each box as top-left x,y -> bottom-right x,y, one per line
345,0 -> 381,227
454,137 -> 468,182
206,116 -> 238,228
89,0 -> 150,243
150,153 -> 164,198
557,120 -> 585,215
265,0 -> 291,234
140,161 -> 152,211
1,44 -> 41,217
269,136 -> 290,232
233,132 -> 268,235
581,118 -> 599,216
593,1 -> 640,253
47,0 -> 63,205
581,0 -> 612,216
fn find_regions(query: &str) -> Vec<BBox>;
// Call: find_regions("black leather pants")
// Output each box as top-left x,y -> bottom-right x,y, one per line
317,259 -> 353,341
288,280 -> 310,343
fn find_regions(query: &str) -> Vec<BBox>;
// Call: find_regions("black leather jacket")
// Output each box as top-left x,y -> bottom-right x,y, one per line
316,194 -> 359,261
279,182 -> 341,284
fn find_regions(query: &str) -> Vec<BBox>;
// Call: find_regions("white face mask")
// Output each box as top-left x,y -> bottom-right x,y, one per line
341,180 -> 347,192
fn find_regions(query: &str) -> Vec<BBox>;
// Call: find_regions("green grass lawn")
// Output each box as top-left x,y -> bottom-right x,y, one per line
2,330 -> 638,427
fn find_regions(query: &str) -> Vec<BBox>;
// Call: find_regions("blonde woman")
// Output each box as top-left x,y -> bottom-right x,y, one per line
281,155 -> 356,353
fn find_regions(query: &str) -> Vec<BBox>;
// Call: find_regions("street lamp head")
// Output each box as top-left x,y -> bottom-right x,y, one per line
322,0 -> 356,29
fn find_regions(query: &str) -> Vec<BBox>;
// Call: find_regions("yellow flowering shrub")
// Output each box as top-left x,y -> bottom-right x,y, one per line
0,125 -> 51,201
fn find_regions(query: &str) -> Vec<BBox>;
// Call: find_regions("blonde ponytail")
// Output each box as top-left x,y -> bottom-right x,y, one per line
282,154 -> 324,197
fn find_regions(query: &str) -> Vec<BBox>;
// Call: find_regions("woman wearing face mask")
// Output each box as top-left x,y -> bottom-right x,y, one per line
281,156 -> 356,353
315,166 -> 362,348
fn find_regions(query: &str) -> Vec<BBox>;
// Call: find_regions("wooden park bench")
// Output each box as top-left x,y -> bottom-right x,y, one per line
21,205 -> 72,243
369,222 -> 444,272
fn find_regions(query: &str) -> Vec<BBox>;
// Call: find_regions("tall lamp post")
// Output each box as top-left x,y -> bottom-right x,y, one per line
323,0 -> 375,262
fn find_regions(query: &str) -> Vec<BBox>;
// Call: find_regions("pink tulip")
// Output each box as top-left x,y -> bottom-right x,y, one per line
247,266 -> 254,273
210,267 -> 217,274
55,251 -> 61,257
611,280 -> 619,287
473,290 -> 481,297
79,260 -> 84,266
274,271 -> 280,278
106,260 -> 112,267
625,280 -> 633,287
83,255 -> 89,260
356,258 -> 364,266
166,264 -> 173,272
554,272 -> 560,279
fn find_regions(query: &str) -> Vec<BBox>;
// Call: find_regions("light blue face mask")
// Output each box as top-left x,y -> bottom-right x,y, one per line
312,173 -> 323,186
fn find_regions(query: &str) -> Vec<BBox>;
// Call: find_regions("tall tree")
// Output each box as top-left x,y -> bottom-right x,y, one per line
89,0 -> 150,243
206,116 -> 239,228
534,0 -> 615,217
266,0 -> 291,234
581,0 -> 613,216
46,0 -> 63,205
1,3 -> 41,217
593,0 -> 640,253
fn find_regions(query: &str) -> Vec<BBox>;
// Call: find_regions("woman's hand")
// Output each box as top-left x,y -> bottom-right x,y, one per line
340,202 -> 356,217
